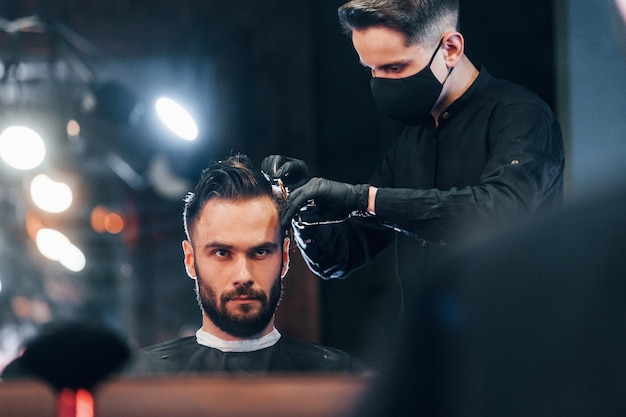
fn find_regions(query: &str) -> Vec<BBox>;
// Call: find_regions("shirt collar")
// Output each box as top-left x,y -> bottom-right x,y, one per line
195,327 -> 281,352
436,64 -> 491,126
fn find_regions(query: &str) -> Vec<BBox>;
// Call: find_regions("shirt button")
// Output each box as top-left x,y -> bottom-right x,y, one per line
442,112 -> 450,119
511,160 -> 520,165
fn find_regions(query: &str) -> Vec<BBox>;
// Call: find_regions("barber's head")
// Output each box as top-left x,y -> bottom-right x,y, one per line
338,0 -> 460,48
339,0 -> 463,125
182,154 -> 289,339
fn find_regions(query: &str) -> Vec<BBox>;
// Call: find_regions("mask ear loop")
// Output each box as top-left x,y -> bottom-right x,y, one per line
427,37 -> 445,67
430,36 -> 455,85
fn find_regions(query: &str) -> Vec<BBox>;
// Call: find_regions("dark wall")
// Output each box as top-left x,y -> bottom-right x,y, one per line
460,1 -> 556,109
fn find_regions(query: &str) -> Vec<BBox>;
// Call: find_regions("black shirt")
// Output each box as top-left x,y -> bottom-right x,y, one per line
293,67 -> 564,310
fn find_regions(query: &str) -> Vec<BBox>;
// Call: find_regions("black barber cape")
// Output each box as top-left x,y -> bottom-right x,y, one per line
122,334 -> 366,376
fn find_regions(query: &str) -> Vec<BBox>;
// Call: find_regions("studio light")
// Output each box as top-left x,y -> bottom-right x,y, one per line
0,125 -> 46,170
154,97 -> 198,141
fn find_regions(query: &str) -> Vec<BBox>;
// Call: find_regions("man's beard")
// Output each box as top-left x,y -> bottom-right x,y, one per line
195,266 -> 283,338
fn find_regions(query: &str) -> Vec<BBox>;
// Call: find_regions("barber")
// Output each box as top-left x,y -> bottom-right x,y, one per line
263,0 -> 564,316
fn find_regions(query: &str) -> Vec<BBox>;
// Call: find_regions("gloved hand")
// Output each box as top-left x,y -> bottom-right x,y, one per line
261,155 -> 310,192
281,177 -> 370,229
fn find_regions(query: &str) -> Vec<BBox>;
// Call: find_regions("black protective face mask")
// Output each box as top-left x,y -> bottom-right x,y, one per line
370,39 -> 452,125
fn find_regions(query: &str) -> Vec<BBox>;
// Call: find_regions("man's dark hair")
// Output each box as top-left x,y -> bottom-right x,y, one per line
338,0 -> 460,47
183,154 -> 283,240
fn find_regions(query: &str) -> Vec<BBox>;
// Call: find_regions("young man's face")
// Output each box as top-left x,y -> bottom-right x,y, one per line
183,196 -> 289,340
352,26 -> 443,80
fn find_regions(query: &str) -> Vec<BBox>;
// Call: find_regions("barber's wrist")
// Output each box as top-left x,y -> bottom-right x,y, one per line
367,186 -> 377,214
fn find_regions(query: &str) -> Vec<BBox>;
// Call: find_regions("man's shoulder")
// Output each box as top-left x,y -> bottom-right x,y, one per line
121,336 -> 199,376
136,335 -> 197,354
479,69 -> 550,109
277,335 -> 367,373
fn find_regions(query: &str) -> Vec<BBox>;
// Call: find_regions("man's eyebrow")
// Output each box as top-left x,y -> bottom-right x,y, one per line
203,241 -> 234,250
202,241 -> 279,251
359,60 -> 410,72
251,241 -> 280,250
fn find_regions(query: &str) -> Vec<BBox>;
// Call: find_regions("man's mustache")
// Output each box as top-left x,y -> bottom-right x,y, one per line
221,286 -> 266,302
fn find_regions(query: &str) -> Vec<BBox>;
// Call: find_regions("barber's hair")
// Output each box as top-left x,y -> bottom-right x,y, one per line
183,154 -> 284,240
338,0 -> 460,47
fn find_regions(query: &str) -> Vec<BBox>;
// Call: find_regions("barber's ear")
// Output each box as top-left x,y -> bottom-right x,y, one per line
442,32 -> 464,67
281,237 -> 290,278
182,240 -> 197,279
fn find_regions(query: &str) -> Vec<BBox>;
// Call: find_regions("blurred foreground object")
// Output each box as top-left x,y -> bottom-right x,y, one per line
2,320 -> 130,417
0,374 -> 367,417
349,183 -> 626,417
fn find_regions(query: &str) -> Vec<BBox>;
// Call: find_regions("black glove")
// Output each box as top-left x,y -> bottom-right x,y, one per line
281,177 -> 369,229
261,155 -> 310,192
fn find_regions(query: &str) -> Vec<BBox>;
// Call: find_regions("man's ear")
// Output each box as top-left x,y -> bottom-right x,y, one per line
442,31 -> 464,68
281,237 -> 290,278
182,240 -> 197,279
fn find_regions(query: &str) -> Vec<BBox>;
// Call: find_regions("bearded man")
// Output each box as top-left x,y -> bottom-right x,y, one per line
123,155 -> 364,375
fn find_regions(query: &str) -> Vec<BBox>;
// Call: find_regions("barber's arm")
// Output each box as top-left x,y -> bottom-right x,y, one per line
262,155 -> 394,279
370,102 -> 564,244
262,155 -> 374,228
281,178 -> 370,228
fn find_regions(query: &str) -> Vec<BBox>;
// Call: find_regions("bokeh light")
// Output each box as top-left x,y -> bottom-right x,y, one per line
30,174 -> 73,213
155,97 -> 198,141
0,125 -> 46,170
35,228 -> 86,272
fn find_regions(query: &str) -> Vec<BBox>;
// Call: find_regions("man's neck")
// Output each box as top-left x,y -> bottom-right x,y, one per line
196,327 -> 281,352
432,55 -> 479,123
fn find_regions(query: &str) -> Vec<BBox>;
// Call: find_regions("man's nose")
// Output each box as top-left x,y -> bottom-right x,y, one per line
232,256 -> 254,286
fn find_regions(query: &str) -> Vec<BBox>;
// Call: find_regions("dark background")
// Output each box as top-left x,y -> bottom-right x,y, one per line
0,0 -> 556,369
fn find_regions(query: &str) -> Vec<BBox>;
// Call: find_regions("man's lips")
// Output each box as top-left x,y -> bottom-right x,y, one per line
229,296 -> 260,303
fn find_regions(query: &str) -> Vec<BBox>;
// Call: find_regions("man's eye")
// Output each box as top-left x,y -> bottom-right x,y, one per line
214,249 -> 229,257
252,247 -> 276,258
